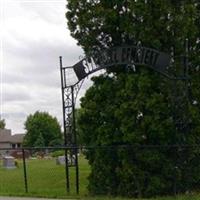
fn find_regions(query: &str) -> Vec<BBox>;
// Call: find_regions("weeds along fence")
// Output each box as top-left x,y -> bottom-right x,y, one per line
0,145 -> 200,198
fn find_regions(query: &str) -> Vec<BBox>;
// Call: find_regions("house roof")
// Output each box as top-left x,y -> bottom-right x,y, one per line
0,129 -> 25,143
10,134 -> 25,143
0,129 -> 12,142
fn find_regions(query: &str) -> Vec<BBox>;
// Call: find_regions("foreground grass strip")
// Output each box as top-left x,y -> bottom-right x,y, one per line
79,194 -> 200,200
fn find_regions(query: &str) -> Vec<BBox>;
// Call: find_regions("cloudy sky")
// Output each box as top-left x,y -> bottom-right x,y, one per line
0,0 -> 93,134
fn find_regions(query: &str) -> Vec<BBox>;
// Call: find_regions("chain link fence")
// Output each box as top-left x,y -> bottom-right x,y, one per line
0,145 -> 200,198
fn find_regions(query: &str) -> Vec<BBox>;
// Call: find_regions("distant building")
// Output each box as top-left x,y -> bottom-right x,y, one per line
0,128 -> 25,150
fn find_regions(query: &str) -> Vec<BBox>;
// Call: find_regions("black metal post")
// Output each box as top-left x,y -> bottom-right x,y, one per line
71,86 -> 79,194
59,56 -> 70,193
22,148 -> 28,193
64,148 -> 70,193
184,38 -> 189,76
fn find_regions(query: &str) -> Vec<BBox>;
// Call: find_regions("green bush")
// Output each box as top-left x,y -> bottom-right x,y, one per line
77,73 -> 200,198
51,150 -> 64,157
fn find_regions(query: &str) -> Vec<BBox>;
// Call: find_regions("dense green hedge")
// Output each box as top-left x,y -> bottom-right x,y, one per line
67,0 -> 200,197
77,72 -> 200,198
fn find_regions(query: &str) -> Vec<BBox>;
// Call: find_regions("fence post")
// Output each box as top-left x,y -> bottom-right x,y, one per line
75,146 -> 79,194
64,148 -> 70,193
22,148 -> 28,193
173,146 -> 178,196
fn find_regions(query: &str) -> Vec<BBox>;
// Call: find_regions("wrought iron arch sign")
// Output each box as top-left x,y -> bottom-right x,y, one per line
59,41 -> 190,194
73,45 -> 171,82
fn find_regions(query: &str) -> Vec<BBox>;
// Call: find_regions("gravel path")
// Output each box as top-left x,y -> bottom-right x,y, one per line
0,197 -> 75,200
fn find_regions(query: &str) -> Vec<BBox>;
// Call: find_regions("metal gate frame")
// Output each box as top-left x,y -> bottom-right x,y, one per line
59,39 -> 191,194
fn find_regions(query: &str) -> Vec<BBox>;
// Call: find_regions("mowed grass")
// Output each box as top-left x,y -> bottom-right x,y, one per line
0,155 -> 89,198
0,155 -> 200,200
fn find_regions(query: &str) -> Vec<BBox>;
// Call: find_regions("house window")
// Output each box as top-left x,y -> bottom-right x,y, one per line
17,143 -> 21,148
12,144 -> 16,149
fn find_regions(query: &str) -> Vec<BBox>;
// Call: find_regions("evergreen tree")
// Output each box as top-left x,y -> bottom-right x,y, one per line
67,0 -> 200,197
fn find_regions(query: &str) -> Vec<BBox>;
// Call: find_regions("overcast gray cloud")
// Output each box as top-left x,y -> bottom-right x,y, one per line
0,0 -> 90,133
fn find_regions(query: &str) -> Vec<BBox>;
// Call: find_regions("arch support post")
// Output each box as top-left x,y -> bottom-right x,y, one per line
59,56 -> 79,194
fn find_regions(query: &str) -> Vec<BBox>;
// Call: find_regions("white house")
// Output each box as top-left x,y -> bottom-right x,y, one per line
0,129 -> 25,149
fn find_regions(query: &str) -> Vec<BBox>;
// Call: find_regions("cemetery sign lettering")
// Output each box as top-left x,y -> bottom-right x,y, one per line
73,45 -> 170,81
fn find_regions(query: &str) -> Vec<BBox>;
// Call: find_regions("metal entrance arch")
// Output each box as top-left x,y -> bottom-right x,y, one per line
59,40 -> 190,194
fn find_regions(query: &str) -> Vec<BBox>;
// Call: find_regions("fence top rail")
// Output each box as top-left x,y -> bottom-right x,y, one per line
0,144 -> 200,151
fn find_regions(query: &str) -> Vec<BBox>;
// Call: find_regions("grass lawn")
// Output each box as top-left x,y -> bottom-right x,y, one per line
0,155 -> 89,198
0,155 -> 199,200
